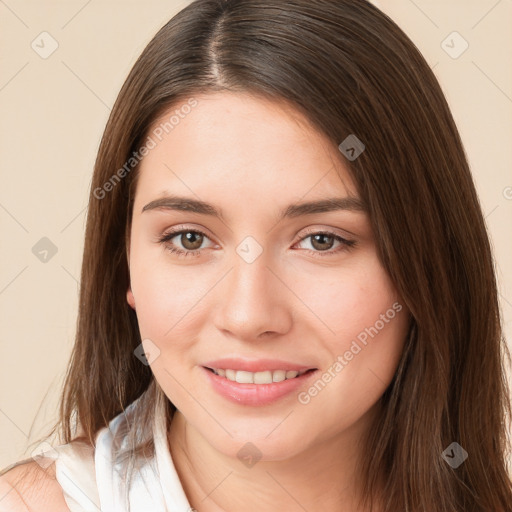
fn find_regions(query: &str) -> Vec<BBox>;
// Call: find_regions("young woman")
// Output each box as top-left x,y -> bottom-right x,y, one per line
1,1 -> 511,511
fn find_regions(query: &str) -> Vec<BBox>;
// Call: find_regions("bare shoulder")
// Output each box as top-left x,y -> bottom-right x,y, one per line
0,459 -> 70,512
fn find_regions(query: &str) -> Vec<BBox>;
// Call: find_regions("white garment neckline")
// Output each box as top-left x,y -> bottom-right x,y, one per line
51,394 -> 193,512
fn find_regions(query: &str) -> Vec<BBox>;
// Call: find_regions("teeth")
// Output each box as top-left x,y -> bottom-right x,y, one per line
211,368 -> 307,384
273,370 -> 286,382
236,371 -> 254,384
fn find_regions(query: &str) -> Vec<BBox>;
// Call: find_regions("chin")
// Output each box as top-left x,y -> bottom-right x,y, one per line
199,422 -> 310,462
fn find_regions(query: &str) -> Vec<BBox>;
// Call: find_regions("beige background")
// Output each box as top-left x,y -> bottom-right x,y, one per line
0,0 -> 511,471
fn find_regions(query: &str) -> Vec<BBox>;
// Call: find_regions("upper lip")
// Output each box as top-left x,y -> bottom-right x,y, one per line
202,358 -> 317,373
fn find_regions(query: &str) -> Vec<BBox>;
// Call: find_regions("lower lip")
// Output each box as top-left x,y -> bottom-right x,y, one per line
201,366 -> 318,406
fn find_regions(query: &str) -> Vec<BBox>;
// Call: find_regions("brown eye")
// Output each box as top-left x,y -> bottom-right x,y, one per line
295,229 -> 356,258
309,233 -> 335,251
158,227 -> 213,258
179,231 -> 204,250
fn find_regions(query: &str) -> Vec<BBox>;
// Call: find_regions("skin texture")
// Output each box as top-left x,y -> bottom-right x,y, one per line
0,461 -> 70,512
126,92 -> 410,511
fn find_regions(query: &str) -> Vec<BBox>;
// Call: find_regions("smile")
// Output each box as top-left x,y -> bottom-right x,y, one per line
206,367 -> 312,384
201,366 -> 318,406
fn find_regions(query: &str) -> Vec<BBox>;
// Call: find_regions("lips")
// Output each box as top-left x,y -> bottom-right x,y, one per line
201,357 -> 319,406
202,357 -> 316,373
208,367 -> 311,383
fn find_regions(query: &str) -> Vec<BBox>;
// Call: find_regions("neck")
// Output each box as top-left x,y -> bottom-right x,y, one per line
167,407 -> 384,512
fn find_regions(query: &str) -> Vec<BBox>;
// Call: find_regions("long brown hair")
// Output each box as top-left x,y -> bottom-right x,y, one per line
19,0 -> 512,510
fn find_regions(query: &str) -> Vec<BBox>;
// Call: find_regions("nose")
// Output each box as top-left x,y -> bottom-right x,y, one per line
212,254 -> 293,342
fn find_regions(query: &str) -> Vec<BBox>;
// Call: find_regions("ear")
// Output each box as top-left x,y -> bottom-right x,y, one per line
125,232 -> 135,309
127,287 -> 136,310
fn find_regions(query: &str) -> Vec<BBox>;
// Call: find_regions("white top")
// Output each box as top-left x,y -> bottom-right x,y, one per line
42,396 -> 193,512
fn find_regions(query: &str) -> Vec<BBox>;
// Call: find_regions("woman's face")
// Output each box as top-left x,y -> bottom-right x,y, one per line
127,91 -> 409,460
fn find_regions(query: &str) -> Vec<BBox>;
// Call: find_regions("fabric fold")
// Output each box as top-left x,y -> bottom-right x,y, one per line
49,395 -> 192,512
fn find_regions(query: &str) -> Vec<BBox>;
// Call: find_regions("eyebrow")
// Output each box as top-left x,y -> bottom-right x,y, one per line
141,194 -> 367,220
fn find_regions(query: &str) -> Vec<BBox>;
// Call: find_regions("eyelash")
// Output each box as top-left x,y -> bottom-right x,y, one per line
157,226 -> 356,259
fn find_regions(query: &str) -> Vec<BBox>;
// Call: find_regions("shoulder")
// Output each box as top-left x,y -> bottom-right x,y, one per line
0,459 -> 70,512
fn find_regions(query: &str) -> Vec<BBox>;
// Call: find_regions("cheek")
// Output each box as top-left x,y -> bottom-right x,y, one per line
292,253 -> 401,343
129,242 -> 210,339
294,256 -> 408,406
129,250 -> 208,400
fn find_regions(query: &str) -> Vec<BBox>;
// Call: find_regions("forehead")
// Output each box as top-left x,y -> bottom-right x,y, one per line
134,92 -> 358,209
